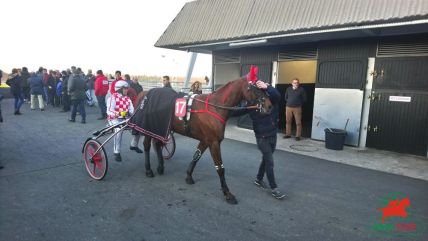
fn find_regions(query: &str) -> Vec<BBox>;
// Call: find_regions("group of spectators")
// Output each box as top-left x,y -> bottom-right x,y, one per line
0,67 -> 144,124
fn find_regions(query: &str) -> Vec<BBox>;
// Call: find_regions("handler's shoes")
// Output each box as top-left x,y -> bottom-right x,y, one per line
271,189 -> 286,199
130,146 -> 143,153
254,179 -> 267,189
114,153 -> 122,162
283,135 -> 291,139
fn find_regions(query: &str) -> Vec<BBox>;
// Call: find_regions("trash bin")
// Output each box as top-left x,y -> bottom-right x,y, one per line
324,128 -> 347,150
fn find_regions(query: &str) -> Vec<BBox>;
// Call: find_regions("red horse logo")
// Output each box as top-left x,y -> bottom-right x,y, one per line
377,197 -> 410,224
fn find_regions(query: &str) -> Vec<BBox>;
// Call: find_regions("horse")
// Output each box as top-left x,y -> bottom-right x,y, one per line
134,76 -> 273,204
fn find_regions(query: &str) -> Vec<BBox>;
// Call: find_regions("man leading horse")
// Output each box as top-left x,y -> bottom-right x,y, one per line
131,65 -> 279,204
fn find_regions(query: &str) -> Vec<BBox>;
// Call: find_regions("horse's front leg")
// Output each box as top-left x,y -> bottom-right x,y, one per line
143,136 -> 154,177
186,142 -> 208,184
209,141 -> 237,205
154,140 -> 164,175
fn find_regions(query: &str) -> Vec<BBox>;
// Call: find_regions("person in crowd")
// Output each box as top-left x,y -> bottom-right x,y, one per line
106,80 -> 135,162
94,70 -> 109,120
248,80 -> 286,200
283,78 -> 307,141
130,76 -> 143,95
42,68 -> 50,104
0,69 -> 3,122
60,70 -> 71,112
6,68 -> 24,115
85,69 -> 96,107
68,67 -> 86,123
28,72 -> 45,111
110,70 -> 124,94
47,70 -> 56,107
190,80 -> 202,94
162,75 -> 171,88
121,74 -> 138,103
127,75 -> 143,153
21,67 -> 30,102
55,71 -> 62,107
124,74 -> 132,85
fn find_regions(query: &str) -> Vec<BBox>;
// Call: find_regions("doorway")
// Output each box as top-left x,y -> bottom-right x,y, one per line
276,60 -> 317,138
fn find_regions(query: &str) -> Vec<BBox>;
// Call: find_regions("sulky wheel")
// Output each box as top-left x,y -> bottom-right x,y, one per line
83,139 -> 108,180
162,133 -> 176,160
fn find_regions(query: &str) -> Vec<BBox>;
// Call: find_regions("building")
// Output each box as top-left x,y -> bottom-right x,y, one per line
156,0 -> 428,157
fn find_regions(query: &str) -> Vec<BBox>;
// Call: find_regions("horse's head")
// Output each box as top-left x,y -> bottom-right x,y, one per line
243,81 -> 273,115
242,65 -> 273,115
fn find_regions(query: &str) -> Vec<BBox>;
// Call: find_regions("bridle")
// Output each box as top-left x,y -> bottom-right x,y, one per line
192,82 -> 267,112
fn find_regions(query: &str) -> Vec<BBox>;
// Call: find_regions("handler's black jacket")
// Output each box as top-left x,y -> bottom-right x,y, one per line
248,85 -> 281,138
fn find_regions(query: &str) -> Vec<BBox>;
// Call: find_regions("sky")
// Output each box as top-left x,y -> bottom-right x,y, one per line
0,0 -> 211,77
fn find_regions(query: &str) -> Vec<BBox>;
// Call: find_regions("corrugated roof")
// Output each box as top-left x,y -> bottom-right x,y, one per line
155,0 -> 428,48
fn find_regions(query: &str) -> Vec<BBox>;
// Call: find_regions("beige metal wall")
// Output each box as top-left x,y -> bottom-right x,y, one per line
213,63 -> 241,90
277,60 -> 317,84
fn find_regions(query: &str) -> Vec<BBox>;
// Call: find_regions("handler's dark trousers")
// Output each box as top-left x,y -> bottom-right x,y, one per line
256,136 -> 277,189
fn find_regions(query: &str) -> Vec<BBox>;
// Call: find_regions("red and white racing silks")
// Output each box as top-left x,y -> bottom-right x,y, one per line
107,93 -> 134,120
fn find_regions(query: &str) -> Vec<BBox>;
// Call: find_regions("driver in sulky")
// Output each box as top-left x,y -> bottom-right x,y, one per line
106,80 -> 134,162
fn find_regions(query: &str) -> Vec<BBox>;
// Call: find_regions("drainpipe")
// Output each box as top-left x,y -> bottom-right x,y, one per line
184,52 -> 197,89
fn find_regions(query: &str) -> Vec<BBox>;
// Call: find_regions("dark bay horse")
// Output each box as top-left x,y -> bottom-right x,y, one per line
134,76 -> 273,204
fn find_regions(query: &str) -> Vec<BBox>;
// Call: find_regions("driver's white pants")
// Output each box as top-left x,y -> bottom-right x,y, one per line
109,119 -> 123,154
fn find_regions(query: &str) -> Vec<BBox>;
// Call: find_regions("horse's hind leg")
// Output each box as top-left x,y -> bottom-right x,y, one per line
208,141 -> 237,205
186,142 -> 207,184
143,136 -> 154,177
154,140 -> 164,175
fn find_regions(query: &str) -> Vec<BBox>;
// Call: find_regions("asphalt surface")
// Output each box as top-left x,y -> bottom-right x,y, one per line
0,99 -> 427,241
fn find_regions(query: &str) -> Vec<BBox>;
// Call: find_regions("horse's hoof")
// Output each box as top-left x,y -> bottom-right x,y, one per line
225,194 -> 238,205
185,177 -> 195,185
146,170 -> 154,178
157,166 -> 164,175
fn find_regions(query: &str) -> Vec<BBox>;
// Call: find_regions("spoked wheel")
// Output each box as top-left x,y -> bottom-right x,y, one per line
162,133 -> 176,160
83,139 -> 108,180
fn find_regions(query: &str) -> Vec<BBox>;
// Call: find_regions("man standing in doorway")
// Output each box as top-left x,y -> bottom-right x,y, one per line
284,78 -> 307,141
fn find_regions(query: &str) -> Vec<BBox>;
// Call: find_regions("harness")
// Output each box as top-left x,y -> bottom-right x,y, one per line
177,89 -> 265,136
190,95 -> 225,123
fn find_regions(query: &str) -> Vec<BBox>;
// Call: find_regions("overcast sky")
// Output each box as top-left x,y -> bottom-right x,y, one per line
0,0 -> 211,77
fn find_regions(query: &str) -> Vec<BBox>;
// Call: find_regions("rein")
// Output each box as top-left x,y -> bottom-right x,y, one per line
190,94 -> 261,124
192,95 -> 260,111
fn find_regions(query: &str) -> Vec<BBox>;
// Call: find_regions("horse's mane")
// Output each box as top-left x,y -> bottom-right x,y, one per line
211,77 -> 246,103
211,76 -> 246,94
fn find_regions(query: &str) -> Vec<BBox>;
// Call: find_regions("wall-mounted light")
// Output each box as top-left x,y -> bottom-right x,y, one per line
229,39 -> 267,47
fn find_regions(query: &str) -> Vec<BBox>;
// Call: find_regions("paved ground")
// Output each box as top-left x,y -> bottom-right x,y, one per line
1,99 -> 427,241
226,120 -> 428,181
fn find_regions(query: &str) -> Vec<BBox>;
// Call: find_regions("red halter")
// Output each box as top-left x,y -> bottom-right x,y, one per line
190,94 -> 225,123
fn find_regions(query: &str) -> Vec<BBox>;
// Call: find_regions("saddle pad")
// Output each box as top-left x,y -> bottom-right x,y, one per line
128,88 -> 178,143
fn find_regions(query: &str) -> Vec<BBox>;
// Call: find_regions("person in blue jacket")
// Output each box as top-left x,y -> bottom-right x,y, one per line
28,72 -> 45,111
249,80 -> 286,200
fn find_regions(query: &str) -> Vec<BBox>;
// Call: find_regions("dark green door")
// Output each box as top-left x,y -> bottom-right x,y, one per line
367,57 -> 428,156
